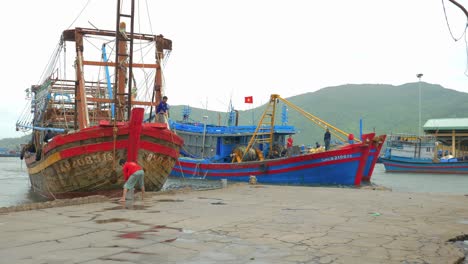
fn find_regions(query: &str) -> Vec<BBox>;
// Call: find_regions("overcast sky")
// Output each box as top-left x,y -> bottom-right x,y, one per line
2,0 -> 468,139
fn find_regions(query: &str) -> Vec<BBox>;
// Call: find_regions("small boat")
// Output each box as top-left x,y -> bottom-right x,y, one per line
0,148 -> 20,157
16,0 -> 183,198
381,133 -> 468,174
170,94 -> 386,186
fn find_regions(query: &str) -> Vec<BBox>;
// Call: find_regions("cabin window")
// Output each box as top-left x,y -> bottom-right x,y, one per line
223,137 -> 240,145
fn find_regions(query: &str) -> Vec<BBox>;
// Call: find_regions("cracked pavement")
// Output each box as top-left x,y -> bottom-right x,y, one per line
0,184 -> 467,263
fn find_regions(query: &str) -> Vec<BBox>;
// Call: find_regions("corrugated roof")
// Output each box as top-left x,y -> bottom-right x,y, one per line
423,118 -> 468,130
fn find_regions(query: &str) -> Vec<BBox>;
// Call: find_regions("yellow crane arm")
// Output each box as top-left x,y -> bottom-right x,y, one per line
234,94 -> 361,163
273,95 -> 361,143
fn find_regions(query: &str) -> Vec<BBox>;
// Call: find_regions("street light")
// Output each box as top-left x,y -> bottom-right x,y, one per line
416,73 -> 423,136
201,115 -> 208,159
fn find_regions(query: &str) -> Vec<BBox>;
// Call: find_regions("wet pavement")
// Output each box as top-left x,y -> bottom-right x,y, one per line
0,183 -> 467,263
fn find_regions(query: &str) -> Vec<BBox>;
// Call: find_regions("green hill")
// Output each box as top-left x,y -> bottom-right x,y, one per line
3,82 -> 467,147
0,134 -> 31,151
170,82 -> 468,145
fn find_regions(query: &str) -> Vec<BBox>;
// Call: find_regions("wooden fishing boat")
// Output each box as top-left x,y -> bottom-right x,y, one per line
170,94 -> 386,186
16,0 -> 183,198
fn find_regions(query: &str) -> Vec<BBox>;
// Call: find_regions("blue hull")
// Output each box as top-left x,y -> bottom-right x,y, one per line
381,158 -> 468,174
171,146 -> 370,186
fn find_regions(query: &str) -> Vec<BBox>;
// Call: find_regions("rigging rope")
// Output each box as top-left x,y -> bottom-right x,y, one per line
442,0 -> 468,41
37,40 -> 63,84
66,0 -> 92,30
441,0 -> 468,76
145,0 -> 154,35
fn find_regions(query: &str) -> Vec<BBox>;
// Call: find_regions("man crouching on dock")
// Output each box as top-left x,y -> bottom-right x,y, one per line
119,159 -> 145,202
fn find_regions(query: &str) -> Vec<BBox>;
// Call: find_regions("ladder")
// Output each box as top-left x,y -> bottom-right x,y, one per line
241,95 -> 279,161
114,0 -> 135,121
240,94 -> 361,162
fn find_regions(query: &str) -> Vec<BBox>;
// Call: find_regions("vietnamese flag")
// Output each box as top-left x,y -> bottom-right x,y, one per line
244,96 -> 253,104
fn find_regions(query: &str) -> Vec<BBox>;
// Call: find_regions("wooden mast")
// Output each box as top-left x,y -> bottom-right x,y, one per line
154,36 -> 164,104
74,30 -> 90,129
149,35 -> 172,120
115,22 -> 128,121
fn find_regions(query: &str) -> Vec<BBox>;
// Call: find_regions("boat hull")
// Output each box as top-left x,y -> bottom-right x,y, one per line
171,143 -> 372,186
381,158 -> 468,174
24,119 -> 183,199
361,135 -> 386,182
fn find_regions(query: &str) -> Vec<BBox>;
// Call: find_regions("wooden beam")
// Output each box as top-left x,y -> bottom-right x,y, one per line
426,132 -> 468,137
87,97 -> 157,106
62,28 -> 162,42
82,60 -> 158,69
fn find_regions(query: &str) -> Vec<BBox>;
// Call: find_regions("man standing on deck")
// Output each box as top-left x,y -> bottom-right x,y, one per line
324,128 -> 331,151
119,159 -> 145,202
44,130 -> 54,143
156,96 -> 169,123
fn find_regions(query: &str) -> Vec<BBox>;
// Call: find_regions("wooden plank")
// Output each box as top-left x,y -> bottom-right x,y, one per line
87,97 -> 157,106
82,60 -> 158,69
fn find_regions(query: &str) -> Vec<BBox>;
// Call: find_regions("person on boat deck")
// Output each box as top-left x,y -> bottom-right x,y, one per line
156,96 -> 169,123
43,130 -> 54,143
119,159 -> 145,202
324,128 -> 331,151
315,142 -> 321,148
286,135 -> 294,156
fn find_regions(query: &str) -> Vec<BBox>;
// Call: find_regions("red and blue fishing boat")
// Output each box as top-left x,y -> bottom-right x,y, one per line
170,94 -> 386,186
361,135 -> 386,181
16,0 -> 183,198
381,131 -> 468,174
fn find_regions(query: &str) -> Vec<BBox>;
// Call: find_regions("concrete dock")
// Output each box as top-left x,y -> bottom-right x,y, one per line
0,184 -> 467,264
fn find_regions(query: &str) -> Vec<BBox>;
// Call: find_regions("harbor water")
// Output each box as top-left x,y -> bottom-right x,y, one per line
1,157 -> 468,208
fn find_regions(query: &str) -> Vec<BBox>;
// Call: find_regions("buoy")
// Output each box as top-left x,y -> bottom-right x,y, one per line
249,175 -> 257,185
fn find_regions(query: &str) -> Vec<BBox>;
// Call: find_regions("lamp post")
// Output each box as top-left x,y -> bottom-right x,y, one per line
201,115 -> 208,159
416,73 -> 423,136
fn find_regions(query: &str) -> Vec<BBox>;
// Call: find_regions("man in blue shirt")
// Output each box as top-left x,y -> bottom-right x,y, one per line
156,96 -> 169,123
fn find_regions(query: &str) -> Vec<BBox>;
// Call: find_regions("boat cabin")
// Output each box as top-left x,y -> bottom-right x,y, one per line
423,118 -> 468,160
171,122 -> 295,162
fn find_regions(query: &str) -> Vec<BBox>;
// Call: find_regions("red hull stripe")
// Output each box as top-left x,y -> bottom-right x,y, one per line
141,127 -> 183,145
386,169 -> 468,174
58,140 -> 179,160
139,141 -> 180,159
44,125 -> 183,155
44,127 -> 126,154
59,141 -> 128,159
180,147 -> 365,170
174,157 -> 361,177
384,162 -> 468,170
29,139 -> 179,173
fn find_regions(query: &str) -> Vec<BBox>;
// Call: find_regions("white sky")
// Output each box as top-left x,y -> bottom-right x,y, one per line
1,0 -> 468,139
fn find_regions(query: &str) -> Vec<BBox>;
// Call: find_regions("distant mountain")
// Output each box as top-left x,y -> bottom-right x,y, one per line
0,134 -> 30,151
170,82 -> 468,145
3,82 -> 467,147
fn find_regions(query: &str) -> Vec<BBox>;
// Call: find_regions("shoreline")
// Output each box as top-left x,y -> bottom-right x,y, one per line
1,182 -> 391,214
1,183 -> 467,263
